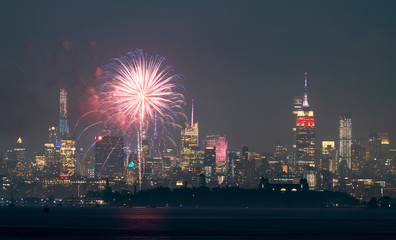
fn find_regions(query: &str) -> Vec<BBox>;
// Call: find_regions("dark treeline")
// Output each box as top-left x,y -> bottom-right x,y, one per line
102,187 -> 360,208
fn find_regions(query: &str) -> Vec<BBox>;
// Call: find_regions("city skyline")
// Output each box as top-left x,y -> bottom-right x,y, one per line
2,72 -> 392,154
2,2 -> 396,239
2,1 -> 396,153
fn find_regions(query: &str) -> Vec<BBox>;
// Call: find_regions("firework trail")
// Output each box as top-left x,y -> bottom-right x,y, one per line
97,49 -> 185,190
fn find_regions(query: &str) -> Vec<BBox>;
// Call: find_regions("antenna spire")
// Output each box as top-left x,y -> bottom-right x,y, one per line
304,72 -> 308,92
191,99 -> 194,128
302,72 -> 309,107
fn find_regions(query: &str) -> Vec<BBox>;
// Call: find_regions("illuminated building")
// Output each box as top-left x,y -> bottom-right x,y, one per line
351,140 -> 366,174
58,89 -> 75,178
376,132 -> 390,154
42,126 -> 61,178
339,113 -> 352,169
238,145 -> 249,186
48,126 -> 58,144
126,153 -> 138,186
46,126 -> 59,164
292,97 -> 302,151
94,136 -> 125,179
13,138 -> 31,178
35,154 -> 46,171
377,132 -> 390,145
294,72 -> 315,172
368,132 -> 381,157
180,100 -> 199,171
202,134 -> 228,185
317,141 -> 336,191
366,131 -> 390,177
59,89 -> 70,138
76,147 -> 94,177
274,144 -> 288,164
235,145 -> 257,188
259,177 -> 309,192
227,150 -> 241,185
321,141 -> 336,172
247,152 -> 261,187
144,156 -> 163,187
59,137 -> 76,177
203,134 -> 228,162
3,149 -> 14,176
274,144 -> 288,173
44,143 -> 56,164
203,146 -> 216,183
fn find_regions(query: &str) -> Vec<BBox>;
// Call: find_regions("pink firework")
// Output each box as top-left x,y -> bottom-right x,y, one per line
97,49 -> 185,189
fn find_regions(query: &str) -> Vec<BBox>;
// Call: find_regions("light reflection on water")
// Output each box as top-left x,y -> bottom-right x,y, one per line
1,207 -> 396,239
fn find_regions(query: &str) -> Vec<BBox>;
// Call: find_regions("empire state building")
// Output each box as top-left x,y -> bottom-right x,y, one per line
294,72 -> 315,173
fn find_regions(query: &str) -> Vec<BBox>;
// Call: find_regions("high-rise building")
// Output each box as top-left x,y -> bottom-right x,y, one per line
292,97 -> 303,150
13,138 -> 31,178
368,132 -> 382,157
94,136 -> 125,178
376,132 -> 390,145
59,89 -> 70,138
274,144 -> 288,172
351,140 -> 366,174
48,126 -> 58,145
180,100 -> 199,171
126,152 -> 138,185
203,146 -> 216,183
35,154 -> 46,171
237,145 -> 249,185
321,141 -> 336,172
59,137 -> 76,177
41,126 -> 61,178
376,131 -> 391,154
203,134 -> 228,163
294,72 -> 315,173
339,113 -> 352,169
203,134 -> 228,176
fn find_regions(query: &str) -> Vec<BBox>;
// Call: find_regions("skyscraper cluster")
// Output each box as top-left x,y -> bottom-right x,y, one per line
0,74 -> 395,203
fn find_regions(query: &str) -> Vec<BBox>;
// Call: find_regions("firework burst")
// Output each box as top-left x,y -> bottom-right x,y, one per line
97,49 -> 185,189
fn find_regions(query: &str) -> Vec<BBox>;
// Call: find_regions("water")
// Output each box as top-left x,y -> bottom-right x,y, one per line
1,207 -> 395,239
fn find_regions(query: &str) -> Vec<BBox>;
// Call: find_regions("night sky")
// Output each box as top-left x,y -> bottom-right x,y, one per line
1,0 -> 396,153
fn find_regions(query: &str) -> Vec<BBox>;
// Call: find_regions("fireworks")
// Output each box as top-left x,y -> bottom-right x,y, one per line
97,49 -> 185,189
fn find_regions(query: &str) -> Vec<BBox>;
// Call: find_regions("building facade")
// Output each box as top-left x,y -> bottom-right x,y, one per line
59,89 -> 70,138
339,113 -> 352,169
294,72 -> 315,173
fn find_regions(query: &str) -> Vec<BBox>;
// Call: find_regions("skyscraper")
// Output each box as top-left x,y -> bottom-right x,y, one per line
180,100 -> 199,170
59,88 -> 70,138
202,134 -> 228,184
339,113 -> 352,169
59,137 -> 76,177
294,72 -> 315,173
48,126 -> 58,144
321,141 -> 336,172
203,135 -> 228,165
203,146 -> 216,183
13,138 -> 30,178
44,126 -> 60,178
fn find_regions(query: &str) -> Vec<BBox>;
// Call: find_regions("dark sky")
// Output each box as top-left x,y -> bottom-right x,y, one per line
1,0 -> 396,153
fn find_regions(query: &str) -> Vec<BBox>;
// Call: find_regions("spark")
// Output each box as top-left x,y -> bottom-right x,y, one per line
97,49 -> 185,190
